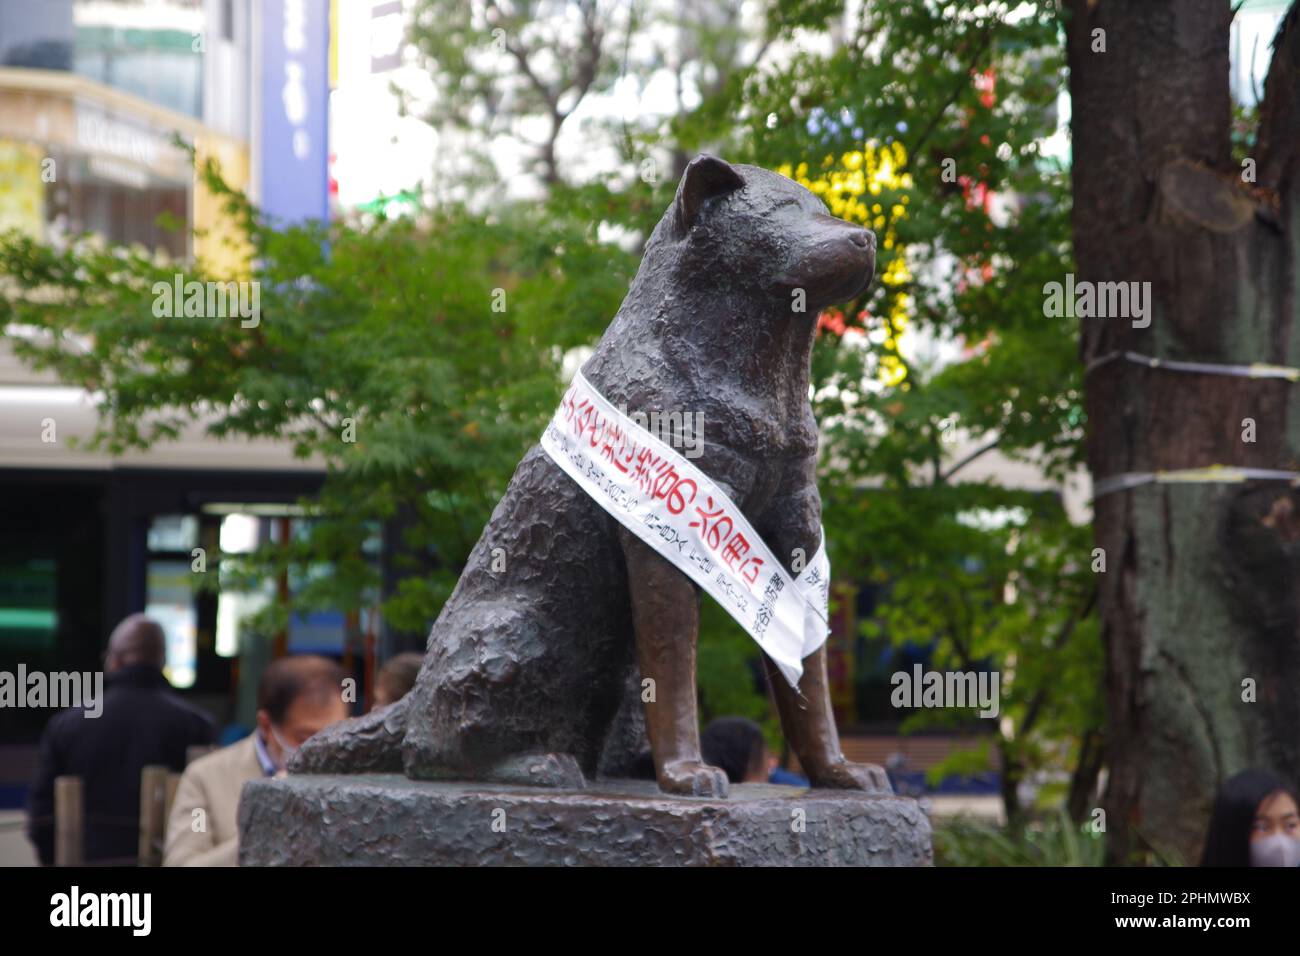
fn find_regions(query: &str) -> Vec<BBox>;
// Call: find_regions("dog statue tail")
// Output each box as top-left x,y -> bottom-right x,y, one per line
288,694 -> 410,774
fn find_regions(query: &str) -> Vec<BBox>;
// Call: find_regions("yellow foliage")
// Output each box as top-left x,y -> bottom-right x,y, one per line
780,141 -> 913,387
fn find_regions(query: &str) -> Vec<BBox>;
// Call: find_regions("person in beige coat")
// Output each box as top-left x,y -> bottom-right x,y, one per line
164,656 -> 348,866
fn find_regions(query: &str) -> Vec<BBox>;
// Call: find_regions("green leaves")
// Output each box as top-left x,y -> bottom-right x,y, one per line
720,0 -> 1098,814
933,807 -> 1106,867
0,159 -> 635,637
0,2 -> 1097,815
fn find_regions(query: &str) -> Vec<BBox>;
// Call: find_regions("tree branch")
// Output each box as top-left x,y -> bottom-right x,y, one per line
905,23 -> 997,163
1020,585 -> 1098,738
941,434 -> 1001,483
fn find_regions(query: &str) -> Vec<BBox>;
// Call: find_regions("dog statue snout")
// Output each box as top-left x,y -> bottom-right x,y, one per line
849,229 -> 875,250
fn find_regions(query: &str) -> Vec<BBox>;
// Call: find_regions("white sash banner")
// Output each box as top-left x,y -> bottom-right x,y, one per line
539,370 -> 831,688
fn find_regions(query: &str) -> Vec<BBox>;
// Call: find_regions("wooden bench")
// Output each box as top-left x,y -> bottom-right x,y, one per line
53,744 -> 216,866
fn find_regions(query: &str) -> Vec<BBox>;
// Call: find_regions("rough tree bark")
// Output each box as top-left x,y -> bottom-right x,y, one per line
1066,0 -> 1300,864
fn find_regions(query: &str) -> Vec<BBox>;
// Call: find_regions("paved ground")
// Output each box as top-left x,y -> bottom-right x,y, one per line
923,794 -> 1005,824
0,811 -> 38,866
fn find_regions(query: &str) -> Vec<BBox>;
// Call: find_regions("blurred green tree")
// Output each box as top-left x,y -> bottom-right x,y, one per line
0,159 -> 633,643
0,2 -> 1097,831
679,0 -> 1099,825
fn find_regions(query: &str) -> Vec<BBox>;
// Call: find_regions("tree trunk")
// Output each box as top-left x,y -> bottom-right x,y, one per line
997,742 -> 1025,833
1066,0 -> 1300,864
1066,729 -> 1104,824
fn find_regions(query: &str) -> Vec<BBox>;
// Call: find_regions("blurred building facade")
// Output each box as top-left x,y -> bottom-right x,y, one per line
330,0 -> 426,215
0,1 -> 339,796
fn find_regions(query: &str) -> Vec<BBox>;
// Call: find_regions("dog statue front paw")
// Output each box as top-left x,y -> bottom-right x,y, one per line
657,760 -> 730,798
807,758 -> 892,794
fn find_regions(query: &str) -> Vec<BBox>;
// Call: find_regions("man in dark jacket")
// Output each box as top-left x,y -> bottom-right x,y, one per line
26,614 -> 215,865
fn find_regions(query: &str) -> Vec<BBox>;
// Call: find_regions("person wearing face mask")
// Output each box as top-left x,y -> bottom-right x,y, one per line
163,655 -> 348,866
1200,768 -> 1300,867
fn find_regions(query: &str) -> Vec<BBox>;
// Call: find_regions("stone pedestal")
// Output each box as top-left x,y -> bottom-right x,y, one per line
238,774 -> 932,866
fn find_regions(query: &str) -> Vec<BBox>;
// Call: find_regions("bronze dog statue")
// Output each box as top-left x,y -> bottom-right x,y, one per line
293,155 -> 890,798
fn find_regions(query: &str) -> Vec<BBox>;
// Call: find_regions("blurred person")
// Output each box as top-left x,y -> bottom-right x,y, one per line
768,759 -> 811,787
372,651 -> 423,710
700,716 -> 810,787
163,655 -> 346,866
884,752 -> 919,797
1200,768 -> 1300,867
26,614 -> 216,865
700,717 -> 770,784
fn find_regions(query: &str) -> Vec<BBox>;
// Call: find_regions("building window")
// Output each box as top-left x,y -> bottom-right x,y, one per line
144,515 -> 201,688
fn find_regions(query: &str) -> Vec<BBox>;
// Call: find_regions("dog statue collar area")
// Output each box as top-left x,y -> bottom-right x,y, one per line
539,370 -> 830,688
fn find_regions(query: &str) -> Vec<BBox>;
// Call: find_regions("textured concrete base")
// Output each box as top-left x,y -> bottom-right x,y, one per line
238,774 -> 933,866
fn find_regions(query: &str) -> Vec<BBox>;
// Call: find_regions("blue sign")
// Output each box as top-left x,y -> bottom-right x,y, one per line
260,0 -> 329,225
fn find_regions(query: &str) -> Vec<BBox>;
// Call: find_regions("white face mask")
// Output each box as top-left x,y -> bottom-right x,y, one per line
1249,833 -> 1300,867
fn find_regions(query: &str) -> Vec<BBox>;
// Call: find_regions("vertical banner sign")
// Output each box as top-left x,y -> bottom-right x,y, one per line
261,0 -> 330,224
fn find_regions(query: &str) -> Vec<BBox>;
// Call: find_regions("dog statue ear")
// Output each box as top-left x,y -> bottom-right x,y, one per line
673,154 -> 744,237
